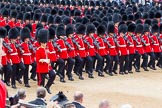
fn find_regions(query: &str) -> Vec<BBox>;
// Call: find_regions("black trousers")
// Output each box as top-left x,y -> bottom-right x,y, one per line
92,53 -> 104,72
11,62 -> 25,85
74,55 -> 84,76
109,55 -> 119,73
84,55 -> 93,74
56,58 -> 65,78
66,58 -> 75,78
37,70 -> 56,88
134,51 -> 141,70
141,53 -> 148,68
154,52 -> 162,66
119,55 -> 129,72
148,52 -> 156,68
103,55 -> 112,72
24,64 -> 29,84
30,61 -> 37,79
128,54 -> 135,71
2,62 -> 12,83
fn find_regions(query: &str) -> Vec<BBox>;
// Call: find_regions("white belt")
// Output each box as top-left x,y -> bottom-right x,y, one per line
23,53 -> 31,56
49,51 -> 56,54
79,48 -> 85,50
145,43 -> 150,46
71,48 -> 75,50
90,46 -> 94,48
110,46 -> 115,48
2,54 -> 6,56
153,43 -> 159,46
129,45 -> 134,47
61,48 -> 67,51
136,45 -> 142,47
99,46 -> 105,49
10,53 -> 18,55
119,45 -> 126,47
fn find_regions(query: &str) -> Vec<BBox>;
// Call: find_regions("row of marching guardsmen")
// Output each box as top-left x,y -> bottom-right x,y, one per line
0,21 -> 162,94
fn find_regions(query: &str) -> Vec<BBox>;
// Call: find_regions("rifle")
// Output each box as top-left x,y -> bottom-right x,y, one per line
15,43 -> 24,54
3,41 -> 12,53
63,37 -> 72,50
28,41 -> 36,53
82,37 -> 91,48
132,34 -> 140,45
148,34 -> 155,44
157,35 -> 162,44
123,34 -> 132,45
53,38 -> 62,52
91,36 -> 100,49
103,36 -> 112,48
140,35 -> 147,46
71,36 -> 80,49
113,34 -> 120,47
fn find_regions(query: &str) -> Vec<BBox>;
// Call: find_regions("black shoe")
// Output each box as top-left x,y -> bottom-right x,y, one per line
6,82 -> 10,86
157,64 -> 162,68
119,72 -> 124,75
124,71 -> 128,74
57,73 -> 63,79
87,71 -> 92,75
45,75 -> 49,79
68,77 -> 74,81
60,78 -> 66,83
88,74 -> 94,78
143,67 -> 149,71
25,84 -> 31,88
45,87 -> 52,94
79,76 -> 84,80
128,71 -> 133,74
30,77 -> 37,81
112,70 -> 118,74
136,69 -> 140,72
108,72 -> 113,76
98,73 -> 104,77
12,85 -> 17,89
17,79 -> 22,84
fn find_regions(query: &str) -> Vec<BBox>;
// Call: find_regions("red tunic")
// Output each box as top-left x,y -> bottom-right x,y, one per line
142,35 -> 152,53
150,35 -> 161,52
15,22 -> 22,27
126,35 -> 135,54
66,38 -> 76,58
21,42 -> 32,64
1,47 -> 7,65
0,20 -> 7,27
8,20 -> 15,28
47,41 -> 57,62
36,47 -> 49,73
117,36 -> 128,55
0,80 -> 7,108
9,43 -> 20,64
56,39 -> 69,59
134,36 -> 144,54
106,37 -> 118,56
96,36 -> 107,56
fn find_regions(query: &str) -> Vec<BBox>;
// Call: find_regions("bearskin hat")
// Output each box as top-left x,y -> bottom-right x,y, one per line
82,17 -> 89,24
86,23 -> 96,34
63,16 -> 71,25
155,11 -> 161,18
56,25 -> 65,37
160,23 -> 162,33
143,24 -> 150,33
20,27 -> 31,41
127,14 -> 134,21
149,11 -> 155,19
118,24 -> 127,34
97,25 -> 106,35
1,9 -> 9,17
41,14 -> 47,22
17,12 -> 23,20
112,13 -> 121,23
8,28 -> 19,39
144,19 -> 152,25
76,24 -> 86,35
135,24 -> 143,33
151,19 -> 158,25
48,26 -> 55,39
107,23 -> 115,34
151,24 -> 159,33
128,23 -> 136,32
0,27 -> 7,38
142,12 -> 149,19
37,29 -> 49,43
23,13 -> 31,21
10,10 -> 17,18
47,15 -> 54,24
33,13 -> 41,21
54,15 -> 62,24
66,24 -> 74,36
122,14 -> 127,21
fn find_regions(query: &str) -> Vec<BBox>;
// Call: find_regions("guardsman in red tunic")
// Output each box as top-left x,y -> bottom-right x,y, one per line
8,28 -> 25,89
23,13 -> 31,27
32,13 -> 41,36
15,12 -> 23,28
73,24 -> 86,80
65,24 -> 76,81
126,23 -> 136,73
116,24 -> 129,75
150,24 -> 162,69
105,24 -> 119,75
0,9 -> 8,27
36,29 -> 55,94
55,25 -> 68,82
143,24 -> 156,70
8,10 -> 17,28
134,24 -> 148,72
0,27 -> 12,86
20,27 -> 32,87
84,24 -> 96,78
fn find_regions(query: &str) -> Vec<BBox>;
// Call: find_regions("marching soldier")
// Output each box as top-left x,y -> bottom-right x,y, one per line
36,28 -> 55,94
8,10 -> 17,28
